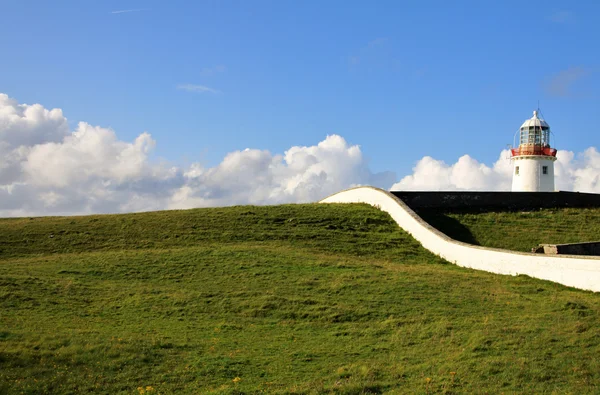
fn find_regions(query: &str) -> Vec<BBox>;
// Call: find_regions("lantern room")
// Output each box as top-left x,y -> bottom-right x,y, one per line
511,110 -> 557,157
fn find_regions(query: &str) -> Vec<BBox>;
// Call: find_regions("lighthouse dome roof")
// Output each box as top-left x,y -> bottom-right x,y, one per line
521,110 -> 549,129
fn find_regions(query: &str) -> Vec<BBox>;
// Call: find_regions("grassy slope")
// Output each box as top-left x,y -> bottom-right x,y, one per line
418,207 -> 600,252
1,204 -> 600,394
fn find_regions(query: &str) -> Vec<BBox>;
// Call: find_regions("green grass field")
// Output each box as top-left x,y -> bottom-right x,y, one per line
2,204 -> 600,394
418,207 -> 600,252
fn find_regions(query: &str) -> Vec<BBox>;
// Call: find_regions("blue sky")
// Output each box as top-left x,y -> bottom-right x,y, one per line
1,0 -> 598,178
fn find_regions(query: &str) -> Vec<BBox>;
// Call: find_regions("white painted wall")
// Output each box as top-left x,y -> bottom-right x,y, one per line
511,156 -> 556,192
321,186 -> 600,292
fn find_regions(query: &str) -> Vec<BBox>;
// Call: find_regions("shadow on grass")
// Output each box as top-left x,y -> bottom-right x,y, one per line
416,209 -> 480,246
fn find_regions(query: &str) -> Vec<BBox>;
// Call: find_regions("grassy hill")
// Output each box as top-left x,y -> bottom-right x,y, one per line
2,204 -> 600,394
418,207 -> 600,252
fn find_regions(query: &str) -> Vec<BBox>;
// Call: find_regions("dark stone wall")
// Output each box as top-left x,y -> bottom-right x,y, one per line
557,242 -> 600,256
391,191 -> 600,211
536,242 -> 600,256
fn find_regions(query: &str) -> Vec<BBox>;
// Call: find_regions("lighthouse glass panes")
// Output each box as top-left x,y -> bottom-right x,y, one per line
519,125 -> 550,146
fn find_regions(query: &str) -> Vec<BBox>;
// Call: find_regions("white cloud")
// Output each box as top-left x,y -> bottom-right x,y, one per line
0,94 -> 68,149
555,147 -> 600,192
391,151 -> 513,191
24,124 -> 156,187
0,93 -> 394,217
111,9 -> 149,14
168,134 -> 395,209
177,84 -> 221,94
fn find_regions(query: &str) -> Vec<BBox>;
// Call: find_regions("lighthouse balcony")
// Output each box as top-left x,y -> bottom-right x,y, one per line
511,146 -> 557,157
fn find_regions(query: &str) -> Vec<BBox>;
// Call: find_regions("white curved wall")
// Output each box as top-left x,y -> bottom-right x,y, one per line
321,186 -> 600,292
511,157 -> 555,192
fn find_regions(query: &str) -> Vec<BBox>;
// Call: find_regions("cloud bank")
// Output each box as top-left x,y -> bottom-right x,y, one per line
0,93 -> 394,217
392,149 -> 600,193
392,152 -> 512,191
2,92 -> 600,217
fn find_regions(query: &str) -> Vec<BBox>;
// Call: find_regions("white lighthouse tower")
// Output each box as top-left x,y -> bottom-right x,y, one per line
511,110 -> 557,192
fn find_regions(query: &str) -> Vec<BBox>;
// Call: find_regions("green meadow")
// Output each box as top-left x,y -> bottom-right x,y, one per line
418,207 -> 600,252
2,204 -> 600,394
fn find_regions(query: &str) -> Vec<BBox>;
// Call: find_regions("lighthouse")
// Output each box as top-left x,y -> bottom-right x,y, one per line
511,110 -> 557,192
